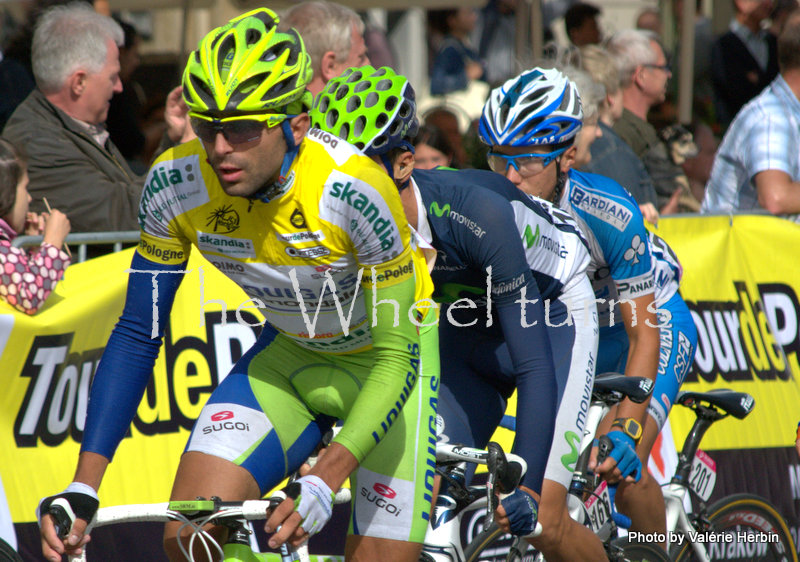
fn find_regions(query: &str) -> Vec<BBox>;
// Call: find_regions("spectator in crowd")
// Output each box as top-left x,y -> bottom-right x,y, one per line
0,0 -> 94,130
105,17 -> 163,174
564,2 -> 602,47
361,12 -> 396,69
680,122 -> 717,205
281,1 -> 369,98
606,29 -> 697,214
636,7 -> 663,37
423,106 -> 468,168
770,0 -> 800,35
580,45 -> 660,223
412,124 -> 455,169
429,8 -> 486,96
2,3 -> 143,234
477,0 -> 520,87
0,139 -> 70,315
702,11 -> 800,219
711,0 -> 778,127
562,66 -> 604,168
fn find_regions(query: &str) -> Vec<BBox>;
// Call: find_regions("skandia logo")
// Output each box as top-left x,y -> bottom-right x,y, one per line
373,483 -> 396,499
329,181 -> 396,251
197,233 -> 256,258
211,411 -> 234,421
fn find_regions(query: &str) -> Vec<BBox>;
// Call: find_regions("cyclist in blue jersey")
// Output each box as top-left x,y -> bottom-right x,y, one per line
480,66 -> 698,550
37,11 -> 438,562
311,65 -> 607,561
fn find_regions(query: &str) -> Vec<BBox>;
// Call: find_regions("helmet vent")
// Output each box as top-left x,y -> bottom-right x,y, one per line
384,96 -> 397,111
346,96 -> 361,112
374,67 -> 387,77
376,112 -> 388,128
245,29 -> 261,46
318,95 -> 330,113
348,69 -> 363,82
353,116 -> 366,137
189,74 -> 216,108
376,78 -> 392,91
335,84 -> 349,101
365,92 -> 379,108
354,81 -> 370,93
373,135 -> 387,149
325,109 -> 339,129
339,122 -> 350,140
389,119 -> 402,135
398,101 -> 411,118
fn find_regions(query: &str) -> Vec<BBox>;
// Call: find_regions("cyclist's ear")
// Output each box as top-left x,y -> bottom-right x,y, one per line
393,151 -> 415,184
559,145 -> 577,172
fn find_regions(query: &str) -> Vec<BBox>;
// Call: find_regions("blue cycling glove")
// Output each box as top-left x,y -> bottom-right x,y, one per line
605,430 -> 642,482
499,488 -> 539,536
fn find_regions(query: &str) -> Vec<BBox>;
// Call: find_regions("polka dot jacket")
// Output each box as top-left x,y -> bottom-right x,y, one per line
0,218 -> 70,314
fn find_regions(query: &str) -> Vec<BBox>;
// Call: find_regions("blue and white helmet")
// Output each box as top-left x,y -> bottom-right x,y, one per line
479,67 -> 583,147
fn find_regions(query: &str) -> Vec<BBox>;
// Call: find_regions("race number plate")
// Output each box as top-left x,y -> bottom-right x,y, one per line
584,480 -> 611,534
689,449 -> 717,501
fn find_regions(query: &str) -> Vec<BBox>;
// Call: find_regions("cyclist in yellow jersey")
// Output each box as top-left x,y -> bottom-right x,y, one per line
38,9 -> 438,562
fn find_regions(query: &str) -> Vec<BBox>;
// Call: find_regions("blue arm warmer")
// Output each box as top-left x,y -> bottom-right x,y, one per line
80,252 -> 185,459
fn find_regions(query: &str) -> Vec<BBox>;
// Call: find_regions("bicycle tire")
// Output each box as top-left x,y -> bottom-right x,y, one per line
609,537 -> 669,562
671,493 -> 797,562
463,523 -> 518,562
0,538 -> 22,562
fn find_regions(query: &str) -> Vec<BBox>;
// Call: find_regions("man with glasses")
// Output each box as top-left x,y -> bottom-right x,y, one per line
606,29 -> 698,214
481,66 -> 697,554
38,10 -> 437,562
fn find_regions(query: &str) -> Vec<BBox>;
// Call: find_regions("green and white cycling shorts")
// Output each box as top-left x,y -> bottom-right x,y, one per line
185,323 -> 439,543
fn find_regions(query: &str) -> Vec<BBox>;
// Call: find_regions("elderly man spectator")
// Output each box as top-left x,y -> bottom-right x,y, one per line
2,2 -> 142,233
606,29 -> 698,214
281,1 -> 369,97
702,11 -> 800,220
711,0 -> 778,127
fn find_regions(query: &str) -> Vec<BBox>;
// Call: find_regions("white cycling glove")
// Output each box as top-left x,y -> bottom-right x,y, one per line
286,475 -> 334,536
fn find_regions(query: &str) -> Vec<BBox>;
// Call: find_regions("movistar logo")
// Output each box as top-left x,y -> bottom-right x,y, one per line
522,224 -> 540,249
429,201 -> 451,217
560,430 -> 581,471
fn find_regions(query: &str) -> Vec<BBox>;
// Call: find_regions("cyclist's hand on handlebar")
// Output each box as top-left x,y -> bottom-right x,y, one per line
37,483 -> 98,561
265,475 -> 334,549
593,431 -> 642,484
495,487 -> 539,537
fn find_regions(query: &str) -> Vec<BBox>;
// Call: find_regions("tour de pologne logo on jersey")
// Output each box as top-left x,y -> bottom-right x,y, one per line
197,231 -> 256,258
206,204 -> 240,234
276,230 -> 325,244
290,208 -> 308,229
569,185 -> 632,231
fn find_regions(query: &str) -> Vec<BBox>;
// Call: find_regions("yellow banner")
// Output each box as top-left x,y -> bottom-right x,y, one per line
4,215 -> 800,523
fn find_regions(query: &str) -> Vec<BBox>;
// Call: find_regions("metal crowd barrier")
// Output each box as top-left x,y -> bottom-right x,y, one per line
12,231 -> 140,263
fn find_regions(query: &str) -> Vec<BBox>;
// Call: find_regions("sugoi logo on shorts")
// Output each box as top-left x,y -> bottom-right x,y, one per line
197,232 -> 256,258
360,486 -> 402,517
285,246 -> 331,259
201,421 -> 251,434
373,483 -> 396,498
374,260 -> 413,283
211,411 -> 234,421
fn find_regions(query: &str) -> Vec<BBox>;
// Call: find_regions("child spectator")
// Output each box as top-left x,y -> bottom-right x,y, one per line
0,139 -> 70,314
412,124 -> 456,169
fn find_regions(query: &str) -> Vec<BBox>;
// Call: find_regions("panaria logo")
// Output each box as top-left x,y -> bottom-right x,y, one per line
211,411 -> 234,421
373,483 -> 396,499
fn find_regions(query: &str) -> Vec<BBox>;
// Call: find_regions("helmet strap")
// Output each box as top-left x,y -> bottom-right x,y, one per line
551,161 -> 567,204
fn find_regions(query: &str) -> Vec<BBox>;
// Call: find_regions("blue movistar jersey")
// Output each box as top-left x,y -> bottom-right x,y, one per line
410,167 -> 589,492
558,170 -> 681,329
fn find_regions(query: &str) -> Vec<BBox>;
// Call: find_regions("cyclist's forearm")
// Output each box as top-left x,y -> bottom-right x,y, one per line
618,295 -> 660,422
307,442 -> 358,493
334,274 -> 421,461
73,451 -> 111,491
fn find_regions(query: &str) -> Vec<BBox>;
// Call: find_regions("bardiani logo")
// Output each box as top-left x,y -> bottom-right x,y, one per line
276,230 -> 325,244
139,155 -> 206,229
197,232 -> 256,258
569,185 -> 632,231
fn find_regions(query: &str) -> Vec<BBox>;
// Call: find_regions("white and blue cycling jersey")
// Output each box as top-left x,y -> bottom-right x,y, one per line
412,167 -> 598,489
558,169 -> 697,429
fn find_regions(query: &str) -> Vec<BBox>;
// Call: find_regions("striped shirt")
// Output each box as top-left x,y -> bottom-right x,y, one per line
702,75 -> 800,219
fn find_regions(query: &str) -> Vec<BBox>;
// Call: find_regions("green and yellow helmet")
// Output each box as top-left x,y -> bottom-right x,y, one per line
182,8 -> 312,115
309,65 -> 419,155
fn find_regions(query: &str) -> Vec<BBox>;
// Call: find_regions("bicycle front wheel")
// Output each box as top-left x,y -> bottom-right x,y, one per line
672,493 -> 797,562
609,537 -> 670,562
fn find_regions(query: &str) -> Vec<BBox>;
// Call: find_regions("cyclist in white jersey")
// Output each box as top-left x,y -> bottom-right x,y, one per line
480,66 -> 697,553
